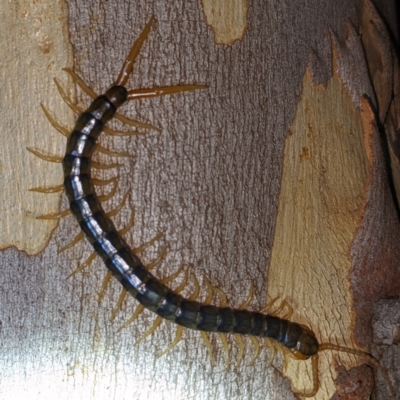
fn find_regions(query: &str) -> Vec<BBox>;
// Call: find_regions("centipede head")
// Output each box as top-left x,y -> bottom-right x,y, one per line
105,86 -> 128,108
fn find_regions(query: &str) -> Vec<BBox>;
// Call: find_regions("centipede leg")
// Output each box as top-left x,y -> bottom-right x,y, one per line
201,331 -> 216,366
143,245 -> 169,271
264,338 -> 277,367
134,316 -> 163,346
104,126 -> 144,137
95,143 -> 132,158
274,300 -> 294,319
158,265 -> 184,285
92,176 -> 118,187
238,282 -> 254,310
133,231 -> 165,254
157,325 -> 184,358
219,333 -> 230,370
54,78 -> 82,114
171,267 -> 189,293
248,337 -> 261,366
117,304 -> 145,332
235,334 -> 245,368
97,179 -> 118,202
212,284 -> 231,368
98,271 -> 113,304
27,148 -> 63,163
41,104 -> 70,137
29,183 -> 64,193
110,290 -> 128,321
91,160 -> 122,170
67,252 -> 97,279
105,193 -> 129,218
36,208 -> 71,220
59,231 -> 84,253
62,68 -> 97,98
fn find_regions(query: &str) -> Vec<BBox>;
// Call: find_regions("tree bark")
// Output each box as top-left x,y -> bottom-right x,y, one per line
0,1 -> 399,399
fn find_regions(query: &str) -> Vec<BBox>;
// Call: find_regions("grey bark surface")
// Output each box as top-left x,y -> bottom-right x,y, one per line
0,1 -> 399,400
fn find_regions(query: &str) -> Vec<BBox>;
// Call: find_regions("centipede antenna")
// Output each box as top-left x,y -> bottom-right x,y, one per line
29,183 -> 64,193
54,78 -> 82,114
218,333 -> 230,370
117,304 -> 145,332
36,208 -> 71,220
239,282 -> 254,310
134,316 -> 163,346
27,148 -> 63,163
127,84 -> 208,101
248,337 -> 261,366
110,289 -> 128,321
105,192 -> 129,218
97,271 -> 113,304
157,325 -> 184,358
143,245 -> 169,271
41,104 -> 70,137
67,251 -> 97,279
104,126 -> 145,137
59,231 -> 84,253
133,231 -> 165,254
92,176 -> 118,187
95,143 -> 132,158
91,160 -> 122,170
159,265 -> 185,285
115,17 -> 155,87
97,179 -> 118,202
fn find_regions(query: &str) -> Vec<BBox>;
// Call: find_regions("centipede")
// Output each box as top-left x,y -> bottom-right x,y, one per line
28,16 -> 394,399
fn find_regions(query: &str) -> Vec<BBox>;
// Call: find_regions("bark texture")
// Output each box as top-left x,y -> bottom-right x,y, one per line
0,1 -> 399,399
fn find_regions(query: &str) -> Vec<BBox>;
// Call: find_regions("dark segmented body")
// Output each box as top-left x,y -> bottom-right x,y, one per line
62,84 -> 319,359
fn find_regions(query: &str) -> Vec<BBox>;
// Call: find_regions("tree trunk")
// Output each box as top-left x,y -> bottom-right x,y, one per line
0,0 -> 399,399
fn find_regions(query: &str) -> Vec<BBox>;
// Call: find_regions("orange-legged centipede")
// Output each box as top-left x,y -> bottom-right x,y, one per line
32,16 -> 394,399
